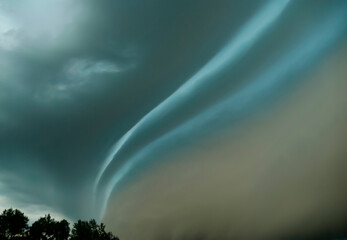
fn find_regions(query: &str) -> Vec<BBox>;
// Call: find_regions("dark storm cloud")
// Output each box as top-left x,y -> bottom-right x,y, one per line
0,0 -> 262,219
94,0 -> 347,218
1,0 -> 347,239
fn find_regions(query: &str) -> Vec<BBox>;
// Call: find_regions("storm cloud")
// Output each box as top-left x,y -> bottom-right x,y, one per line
1,0 -> 347,239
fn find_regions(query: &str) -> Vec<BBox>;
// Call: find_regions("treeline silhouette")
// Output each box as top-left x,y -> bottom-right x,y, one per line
0,208 -> 119,240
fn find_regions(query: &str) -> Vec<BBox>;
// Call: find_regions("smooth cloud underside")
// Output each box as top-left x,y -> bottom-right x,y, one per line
0,1 -> 347,240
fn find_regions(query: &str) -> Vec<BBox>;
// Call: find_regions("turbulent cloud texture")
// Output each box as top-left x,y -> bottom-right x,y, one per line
0,0 -> 347,239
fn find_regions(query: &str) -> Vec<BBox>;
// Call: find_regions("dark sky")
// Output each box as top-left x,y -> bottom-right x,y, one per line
1,0 -> 347,239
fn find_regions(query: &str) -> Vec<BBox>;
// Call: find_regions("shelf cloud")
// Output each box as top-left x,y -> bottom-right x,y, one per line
0,0 -> 347,239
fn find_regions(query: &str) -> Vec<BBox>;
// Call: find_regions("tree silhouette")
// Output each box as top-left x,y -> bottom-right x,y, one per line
54,219 -> 69,240
0,208 -> 29,240
30,214 -> 54,240
70,220 -> 119,240
29,214 -> 70,240
0,209 -> 118,240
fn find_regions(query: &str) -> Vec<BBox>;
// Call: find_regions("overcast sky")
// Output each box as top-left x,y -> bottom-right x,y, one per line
1,0 -> 347,239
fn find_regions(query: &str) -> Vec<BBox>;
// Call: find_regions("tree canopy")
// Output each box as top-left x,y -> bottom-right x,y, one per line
70,220 -> 118,240
30,214 -> 70,240
0,208 -> 29,240
0,209 -> 118,240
